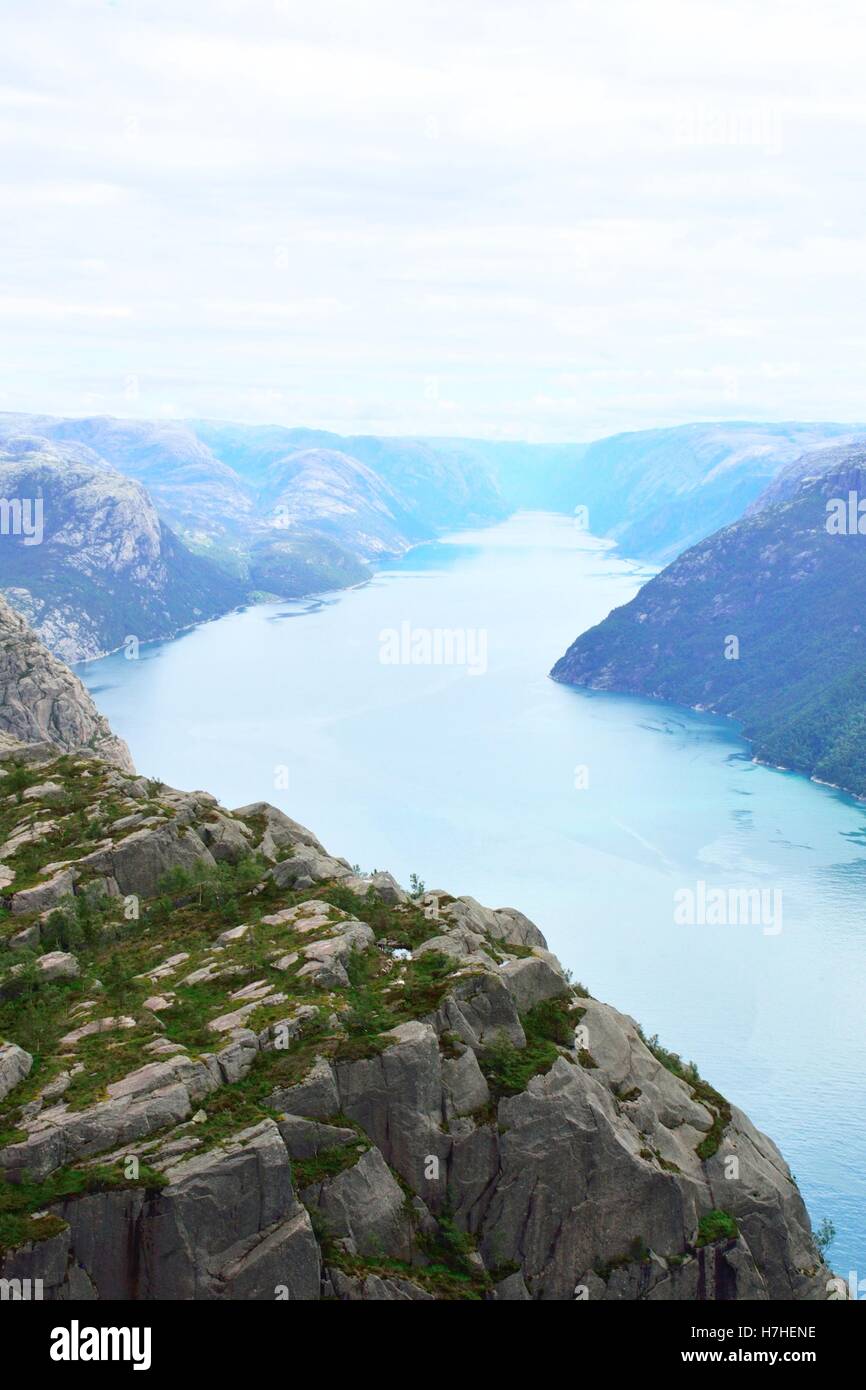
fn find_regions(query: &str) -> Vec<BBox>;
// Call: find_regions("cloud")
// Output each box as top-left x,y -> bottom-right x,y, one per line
1,0 -> 866,438
0,297 -> 131,320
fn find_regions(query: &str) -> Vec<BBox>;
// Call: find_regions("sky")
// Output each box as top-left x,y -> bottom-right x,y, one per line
2,0 -> 866,442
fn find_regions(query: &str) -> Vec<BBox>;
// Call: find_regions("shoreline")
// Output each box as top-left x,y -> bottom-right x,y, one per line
552,670 -> 866,809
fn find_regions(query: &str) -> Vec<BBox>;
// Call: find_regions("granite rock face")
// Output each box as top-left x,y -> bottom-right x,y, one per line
0,1042 -> 32,1103
0,594 -> 133,768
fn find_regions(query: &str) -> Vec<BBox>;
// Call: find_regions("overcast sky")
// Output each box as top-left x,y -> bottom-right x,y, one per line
2,0 -> 866,441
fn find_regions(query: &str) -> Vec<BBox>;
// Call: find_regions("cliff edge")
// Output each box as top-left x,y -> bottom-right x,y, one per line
0,616 -> 833,1300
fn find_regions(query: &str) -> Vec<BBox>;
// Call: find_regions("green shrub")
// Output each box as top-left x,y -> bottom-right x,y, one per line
696,1210 -> 739,1247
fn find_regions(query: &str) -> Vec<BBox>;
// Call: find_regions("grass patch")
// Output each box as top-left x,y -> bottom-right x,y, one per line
594,1235 -> 651,1281
696,1209 -> 739,1247
293,1140 -> 369,1189
638,1028 -> 732,1161
523,995 -> 578,1047
0,1160 -> 166,1256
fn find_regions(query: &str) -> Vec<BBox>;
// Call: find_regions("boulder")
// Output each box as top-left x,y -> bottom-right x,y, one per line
300,1147 -> 413,1260
1,950 -> 81,1000
10,868 -> 78,917
277,1116 -> 358,1161
368,871 -> 408,905
441,897 -> 548,950
232,802 -> 326,858
269,845 -> 354,893
268,1057 -> 340,1119
431,971 -> 526,1051
0,1040 -> 32,1101
104,1054 -> 219,1104
215,1030 -> 259,1085
493,1271 -> 532,1300
21,779 -> 64,801
442,1047 -> 489,1118
197,813 -> 253,864
499,956 -> 571,1012
109,823 -> 217,899
297,920 -> 375,989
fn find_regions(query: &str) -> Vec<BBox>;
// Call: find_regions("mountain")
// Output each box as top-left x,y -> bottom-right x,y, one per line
192,421 -> 509,534
747,439 -> 866,514
0,415 -> 509,591
5,413 -> 866,670
540,421 -> 866,564
0,592 -> 132,770
0,618 -> 834,1300
551,442 -> 866,797
7,413 -> 864,578
0,437 -> 245,662
209,420 -> 865,563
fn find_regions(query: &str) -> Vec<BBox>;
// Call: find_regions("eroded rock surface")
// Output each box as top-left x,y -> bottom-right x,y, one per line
0,594 -> 133,769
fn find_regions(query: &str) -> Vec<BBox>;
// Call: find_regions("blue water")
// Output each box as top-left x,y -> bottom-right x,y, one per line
79,512 -> 866,1276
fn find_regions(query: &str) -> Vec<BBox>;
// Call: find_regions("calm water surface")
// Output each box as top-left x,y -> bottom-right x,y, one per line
79,513 -> 866,1276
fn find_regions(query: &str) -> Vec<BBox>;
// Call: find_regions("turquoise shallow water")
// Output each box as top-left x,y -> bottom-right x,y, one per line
79,512 -> 866,1278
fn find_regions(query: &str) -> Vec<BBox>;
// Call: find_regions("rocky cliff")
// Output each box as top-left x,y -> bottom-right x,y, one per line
0,594 -> 132,771
0,438 -> 245,662
0,734 -> 832,1299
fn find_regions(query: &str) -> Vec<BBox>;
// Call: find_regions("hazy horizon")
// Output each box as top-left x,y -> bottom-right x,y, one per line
3,404 -> 866,450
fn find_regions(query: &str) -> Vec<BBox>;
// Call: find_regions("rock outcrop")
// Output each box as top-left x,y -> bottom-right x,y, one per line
0,593 -> 133,768
0,734 -> 834,1301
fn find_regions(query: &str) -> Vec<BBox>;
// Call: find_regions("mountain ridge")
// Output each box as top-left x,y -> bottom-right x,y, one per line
0,438 -> 246,663
5,411 -> 866,666
551,443 -> 866,798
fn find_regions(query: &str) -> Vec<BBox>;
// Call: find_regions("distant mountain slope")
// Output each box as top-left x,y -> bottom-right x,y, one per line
746,440 -> 866,514
0,439 -> 244,661
6,413 -> 862,569
551,421 -> 866,563
39,414 -> 257,543
551,444 -> 866,797
0,414 -> 507,594
193,421 -> 509,533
